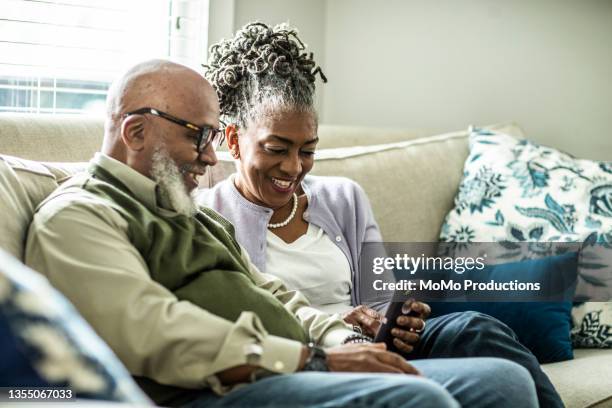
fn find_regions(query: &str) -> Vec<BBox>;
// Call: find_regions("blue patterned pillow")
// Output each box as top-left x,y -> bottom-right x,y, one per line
0,249 -> 149,403
440,127 -> 612,348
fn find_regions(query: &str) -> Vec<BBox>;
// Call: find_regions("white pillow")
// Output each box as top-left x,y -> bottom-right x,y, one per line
441,129 -> 611,243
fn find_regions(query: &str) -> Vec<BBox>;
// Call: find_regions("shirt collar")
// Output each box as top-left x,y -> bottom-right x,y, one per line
91,152 -> 161,211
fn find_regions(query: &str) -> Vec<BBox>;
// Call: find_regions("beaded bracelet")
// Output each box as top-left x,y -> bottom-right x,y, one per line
342,333 -> 373,344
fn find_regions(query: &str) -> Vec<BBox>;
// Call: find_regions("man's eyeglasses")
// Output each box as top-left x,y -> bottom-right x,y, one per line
123,107 -> 225,153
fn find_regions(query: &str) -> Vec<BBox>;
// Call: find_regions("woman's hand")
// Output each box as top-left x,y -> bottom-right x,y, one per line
326,342 -> 420,375
391,300 -> 431,354
342,305 -> 383,337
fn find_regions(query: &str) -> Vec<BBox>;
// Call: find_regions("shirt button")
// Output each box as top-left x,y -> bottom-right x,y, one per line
274,361 -> 285,371
335,236 -> 342,242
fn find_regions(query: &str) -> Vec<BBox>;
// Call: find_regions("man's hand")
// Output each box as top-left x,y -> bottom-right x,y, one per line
391,300 -> 431,354
342,305 -> 384,337
326,342 -> 420,375
221,341 -> 421,385
217,365 -> 256,385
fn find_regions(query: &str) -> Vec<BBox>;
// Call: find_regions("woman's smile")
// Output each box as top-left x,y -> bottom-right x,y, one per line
270,176 -> 296,193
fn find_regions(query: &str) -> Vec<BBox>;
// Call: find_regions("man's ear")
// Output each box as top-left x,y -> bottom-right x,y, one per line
120,115 -> 147,152
226,124 -> 240,159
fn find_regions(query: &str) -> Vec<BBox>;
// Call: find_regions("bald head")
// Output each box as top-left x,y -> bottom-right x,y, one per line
103,59 -> 219,157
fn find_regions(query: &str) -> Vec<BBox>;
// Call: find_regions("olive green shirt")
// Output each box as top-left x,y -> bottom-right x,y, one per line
25,153 -> 353,399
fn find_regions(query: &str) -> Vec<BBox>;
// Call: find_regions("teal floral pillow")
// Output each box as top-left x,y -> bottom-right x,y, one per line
439,127 -> 612,348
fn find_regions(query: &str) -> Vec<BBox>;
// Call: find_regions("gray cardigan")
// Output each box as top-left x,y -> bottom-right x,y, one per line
197,175 -> 383,306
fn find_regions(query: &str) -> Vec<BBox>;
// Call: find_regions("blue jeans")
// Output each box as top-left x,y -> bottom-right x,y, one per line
182,310 -> 559,408
184,357 -> 536,408
411,311 -> 563,408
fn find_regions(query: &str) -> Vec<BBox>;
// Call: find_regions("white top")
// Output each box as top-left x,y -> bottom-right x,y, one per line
266,224 -> 353,315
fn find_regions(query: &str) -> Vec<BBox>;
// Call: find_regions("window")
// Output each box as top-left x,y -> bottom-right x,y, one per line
0,0 -> 209,115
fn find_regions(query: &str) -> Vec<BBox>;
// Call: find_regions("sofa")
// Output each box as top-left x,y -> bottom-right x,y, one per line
1,113 -> 611,407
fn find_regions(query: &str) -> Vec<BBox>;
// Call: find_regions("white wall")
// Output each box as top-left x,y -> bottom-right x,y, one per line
210,0 -> 612,160
208,0 -> 327,112
233,0 -> 325,58
323,0 -> 612,160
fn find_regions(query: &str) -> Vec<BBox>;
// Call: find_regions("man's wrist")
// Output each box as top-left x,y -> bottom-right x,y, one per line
301,342 -> 329,372
298,345 -> 310,370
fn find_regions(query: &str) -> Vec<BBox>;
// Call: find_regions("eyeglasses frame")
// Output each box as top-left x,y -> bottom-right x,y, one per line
123,107 -> 225,153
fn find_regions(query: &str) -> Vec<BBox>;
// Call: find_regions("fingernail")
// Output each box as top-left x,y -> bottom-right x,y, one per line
401,301 -> 414,315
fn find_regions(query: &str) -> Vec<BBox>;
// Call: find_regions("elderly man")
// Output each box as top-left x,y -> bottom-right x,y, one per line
25,60 -> 537,408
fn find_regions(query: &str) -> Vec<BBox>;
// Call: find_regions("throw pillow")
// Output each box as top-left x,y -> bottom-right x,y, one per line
440,128 -> 612,246
571,302 -> 612,348
439,127 -> 612,349
0,249 -> 149,402
429,251 -> 578,363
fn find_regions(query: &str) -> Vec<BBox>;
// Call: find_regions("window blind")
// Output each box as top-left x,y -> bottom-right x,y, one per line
0,0 -> 209,114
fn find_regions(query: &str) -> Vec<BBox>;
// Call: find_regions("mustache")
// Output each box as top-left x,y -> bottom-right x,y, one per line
179,163 -> 207,175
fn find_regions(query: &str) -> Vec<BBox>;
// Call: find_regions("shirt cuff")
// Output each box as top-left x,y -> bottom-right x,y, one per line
259,334 -> 304,374
320,328 -> 356,347
205,336 -> 303,396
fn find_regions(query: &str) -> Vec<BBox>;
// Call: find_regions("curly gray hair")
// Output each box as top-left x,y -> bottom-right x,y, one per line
203,22 -> 326,127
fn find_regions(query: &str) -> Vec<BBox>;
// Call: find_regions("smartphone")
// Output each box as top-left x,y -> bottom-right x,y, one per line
373,301 -> 420,354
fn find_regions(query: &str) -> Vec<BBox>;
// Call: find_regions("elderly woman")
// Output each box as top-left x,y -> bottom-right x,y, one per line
199,22 -> 561,408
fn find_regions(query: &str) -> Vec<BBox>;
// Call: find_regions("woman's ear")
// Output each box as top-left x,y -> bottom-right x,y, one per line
121,115 -> 147,152
226,124 -> 240,159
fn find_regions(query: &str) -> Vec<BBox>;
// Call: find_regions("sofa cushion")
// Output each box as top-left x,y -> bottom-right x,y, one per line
316,125 -> 440,149
203,122 -> 525,242
542,349 -> 612,408
0,113 -> 103,162
0,156 -> 59,259
0,155 -> 86,260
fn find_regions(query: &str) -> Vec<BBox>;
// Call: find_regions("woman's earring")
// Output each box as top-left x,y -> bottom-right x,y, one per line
231,149 -> 240,159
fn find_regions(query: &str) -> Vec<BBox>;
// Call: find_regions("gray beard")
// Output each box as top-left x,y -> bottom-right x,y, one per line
150,146 -> 197,216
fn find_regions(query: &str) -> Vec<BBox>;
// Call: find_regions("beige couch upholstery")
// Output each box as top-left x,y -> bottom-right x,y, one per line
1,113 -> 611,408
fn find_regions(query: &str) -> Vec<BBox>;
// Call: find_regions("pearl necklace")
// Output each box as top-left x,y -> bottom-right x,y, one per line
268,193 -> 298,229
